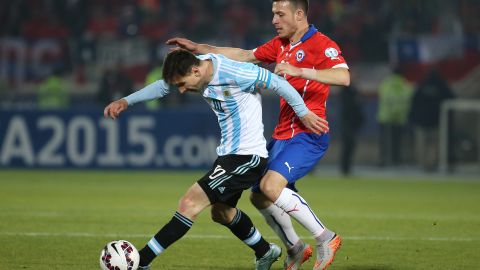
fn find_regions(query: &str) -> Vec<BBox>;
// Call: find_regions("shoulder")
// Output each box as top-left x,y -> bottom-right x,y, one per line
305,32 -> 340,51
312,32 -> 336,42
258,36 -> 288,49
217,57 -> 258,80
306,32 -> 344,58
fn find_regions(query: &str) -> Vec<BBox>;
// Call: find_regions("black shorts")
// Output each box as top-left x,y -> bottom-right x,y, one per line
197,154 -> 267,207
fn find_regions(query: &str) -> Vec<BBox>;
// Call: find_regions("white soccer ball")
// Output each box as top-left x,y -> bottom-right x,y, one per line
100,240 -> 140,270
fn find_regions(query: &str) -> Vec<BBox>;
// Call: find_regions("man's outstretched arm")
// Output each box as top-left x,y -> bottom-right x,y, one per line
166,37 -> 259,63
104,80 -> 171,120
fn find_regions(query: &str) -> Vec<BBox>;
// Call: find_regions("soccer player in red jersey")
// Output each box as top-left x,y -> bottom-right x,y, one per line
168,1 -> 349,269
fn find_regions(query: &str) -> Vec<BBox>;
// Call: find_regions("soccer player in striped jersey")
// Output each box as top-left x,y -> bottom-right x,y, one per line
167,1 -> 349,269
104,49 -> 327,270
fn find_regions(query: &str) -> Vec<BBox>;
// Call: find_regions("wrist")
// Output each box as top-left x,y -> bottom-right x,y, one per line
121,98 -> 130,107
301,68 -> 316,80
197,44 -> 210,54
297,107 -> 309,118
194,44 -> 202,54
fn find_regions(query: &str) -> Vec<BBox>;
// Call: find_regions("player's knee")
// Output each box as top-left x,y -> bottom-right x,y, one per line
259,175 -> 285,202
259,178 -> 275,197
250,192 -> 272,209
178,196 -> 199,218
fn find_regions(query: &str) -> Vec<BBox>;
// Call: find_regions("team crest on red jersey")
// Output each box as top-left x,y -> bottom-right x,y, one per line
295,49 -> 305,62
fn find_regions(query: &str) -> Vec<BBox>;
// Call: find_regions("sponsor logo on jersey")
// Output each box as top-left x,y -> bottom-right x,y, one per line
295,49 -> 306,62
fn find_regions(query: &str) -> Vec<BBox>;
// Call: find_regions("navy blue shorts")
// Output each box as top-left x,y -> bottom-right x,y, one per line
252,132 -> 329,192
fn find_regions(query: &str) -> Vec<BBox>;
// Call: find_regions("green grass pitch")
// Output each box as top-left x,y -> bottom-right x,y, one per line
0,170 -> 479,270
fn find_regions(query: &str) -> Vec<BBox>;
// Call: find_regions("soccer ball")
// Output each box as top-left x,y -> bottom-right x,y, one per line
100,240 -> 140,270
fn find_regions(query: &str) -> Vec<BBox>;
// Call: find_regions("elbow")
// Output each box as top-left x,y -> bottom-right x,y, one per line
341,72 -> 351,86
334,68 -> 350,86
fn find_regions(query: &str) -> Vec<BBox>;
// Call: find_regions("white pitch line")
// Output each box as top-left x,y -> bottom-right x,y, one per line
0,232 -> 479,242
2,211 -> 479,222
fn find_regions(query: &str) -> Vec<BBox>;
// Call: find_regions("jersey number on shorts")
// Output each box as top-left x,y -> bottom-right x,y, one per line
209,165 -> 226,179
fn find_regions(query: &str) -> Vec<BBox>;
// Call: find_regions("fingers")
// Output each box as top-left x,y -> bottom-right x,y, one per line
301,113 -> 329,134
274,63 -> 293,77
165,38 -> 180,45
312,117 -> 329,133
309,122 -> 324,134
104,104 -> 119,120
274,66 -> 285,76
107,108 -> 116,120
318,118 -> 329,132
114,107 -> 122,119
274,63 -> 284,72
110,109 -> 117,120
169,47 -> 182,53
103,106 -> 109,118
317,121 -> 329,133
165,38 -> 186,51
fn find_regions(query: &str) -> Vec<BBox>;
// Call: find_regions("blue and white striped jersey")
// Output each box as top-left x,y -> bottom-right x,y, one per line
197,53 -> 269,158
124,53 -> 309,158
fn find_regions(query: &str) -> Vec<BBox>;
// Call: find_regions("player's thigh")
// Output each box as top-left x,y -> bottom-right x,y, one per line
251,139 -> 284,193
268,132 -> 329,183
178,183 -> 211,218
198,154 -> 267,207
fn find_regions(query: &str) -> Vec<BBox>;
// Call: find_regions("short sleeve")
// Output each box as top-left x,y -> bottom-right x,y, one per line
318,39 -> 348,70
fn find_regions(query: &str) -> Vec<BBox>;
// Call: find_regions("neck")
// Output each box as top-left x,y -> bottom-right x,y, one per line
289,23 -> 309,44
200,60 -> 214,85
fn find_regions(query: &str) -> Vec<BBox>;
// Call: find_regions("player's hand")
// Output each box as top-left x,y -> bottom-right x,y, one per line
103,99 -> 128,120
166,37 -> 199,53
299,111 -> 329,134
274,63 -> 302,77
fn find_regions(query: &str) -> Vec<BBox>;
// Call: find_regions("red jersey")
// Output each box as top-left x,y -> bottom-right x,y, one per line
254,25 -> 348,140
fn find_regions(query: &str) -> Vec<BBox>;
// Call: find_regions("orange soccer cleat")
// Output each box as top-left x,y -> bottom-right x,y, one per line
313,234 -> 342,270
284,240 -> 313,270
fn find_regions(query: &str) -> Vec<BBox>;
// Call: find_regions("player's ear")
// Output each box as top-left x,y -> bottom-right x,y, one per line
191,66 -> 201,77
295,9 -> 304,21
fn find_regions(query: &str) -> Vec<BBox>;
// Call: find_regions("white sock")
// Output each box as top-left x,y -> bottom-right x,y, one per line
259,204 -> 299,249
274,188 -> 326,239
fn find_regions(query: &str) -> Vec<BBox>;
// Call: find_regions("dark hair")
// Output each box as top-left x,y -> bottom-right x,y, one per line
162,49 -> 200,84
272,0 -> 309,14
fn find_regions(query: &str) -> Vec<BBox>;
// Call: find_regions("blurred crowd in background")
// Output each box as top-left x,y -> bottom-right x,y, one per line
0,0 -> 479,173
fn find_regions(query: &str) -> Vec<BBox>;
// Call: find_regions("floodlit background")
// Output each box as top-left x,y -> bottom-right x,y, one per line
0,0 -> 479,174
0,1 -> 480,269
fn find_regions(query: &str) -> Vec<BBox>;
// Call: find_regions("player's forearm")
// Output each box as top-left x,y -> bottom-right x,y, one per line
123,80 -> 170,106
269,74 -> 309,117
197,44 -> 257,63
301,67 -> 350,86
